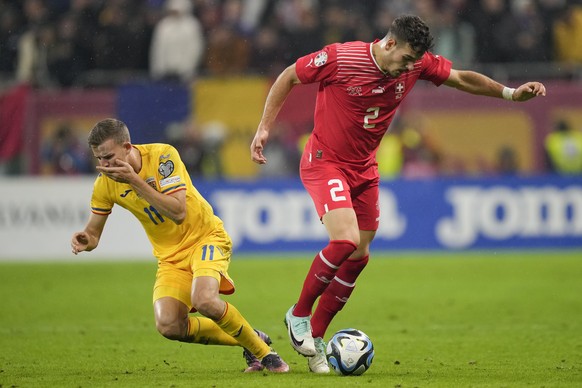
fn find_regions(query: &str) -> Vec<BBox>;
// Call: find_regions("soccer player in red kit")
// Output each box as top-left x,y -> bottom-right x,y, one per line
250,14 -> 546,373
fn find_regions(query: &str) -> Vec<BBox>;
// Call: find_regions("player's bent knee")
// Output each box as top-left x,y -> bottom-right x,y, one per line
191,298 -> 223,320
156,317 -> 187,341
156,322 -> 185,341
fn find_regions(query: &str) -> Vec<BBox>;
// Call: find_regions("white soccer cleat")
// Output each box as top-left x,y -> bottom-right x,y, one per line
308,337 -> 330,373
284,305 -> 316,356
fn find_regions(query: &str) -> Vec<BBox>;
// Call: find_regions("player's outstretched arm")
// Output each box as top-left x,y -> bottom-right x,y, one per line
251,64 -> 302,164
444,69 -> 546,102
71,213 -> 107,255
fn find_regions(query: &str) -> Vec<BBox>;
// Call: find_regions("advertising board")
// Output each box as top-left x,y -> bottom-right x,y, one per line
1,176 -> 579,260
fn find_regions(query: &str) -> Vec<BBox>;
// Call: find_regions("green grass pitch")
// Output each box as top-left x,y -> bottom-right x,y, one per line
1,251 -> 582,387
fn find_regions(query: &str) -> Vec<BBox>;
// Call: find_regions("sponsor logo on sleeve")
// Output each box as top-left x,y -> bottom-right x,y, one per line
160,176 -> 181,188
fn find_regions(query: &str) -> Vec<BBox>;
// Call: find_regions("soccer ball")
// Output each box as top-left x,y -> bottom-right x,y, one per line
326,328 -> 374,376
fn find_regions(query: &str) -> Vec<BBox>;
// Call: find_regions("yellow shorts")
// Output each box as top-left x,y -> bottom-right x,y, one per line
152,232 -> 235,311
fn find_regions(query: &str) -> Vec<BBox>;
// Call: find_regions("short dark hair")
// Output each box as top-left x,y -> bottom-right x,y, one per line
88,118 -> 131,147
388,15 -> 434,54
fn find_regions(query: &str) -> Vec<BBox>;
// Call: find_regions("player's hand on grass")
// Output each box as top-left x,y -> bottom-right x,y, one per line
251,128 -> 270,164
513,82 -> 546,102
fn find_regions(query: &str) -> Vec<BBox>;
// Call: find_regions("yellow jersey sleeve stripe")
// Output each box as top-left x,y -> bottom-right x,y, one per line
91,207 -> 112,215
162,184 -> 186,194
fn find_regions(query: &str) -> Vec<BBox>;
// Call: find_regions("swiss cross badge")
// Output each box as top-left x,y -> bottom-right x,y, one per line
395,82 -> 405,99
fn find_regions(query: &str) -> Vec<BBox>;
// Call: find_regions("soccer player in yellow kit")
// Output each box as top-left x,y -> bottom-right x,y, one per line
71,118 -> 289,373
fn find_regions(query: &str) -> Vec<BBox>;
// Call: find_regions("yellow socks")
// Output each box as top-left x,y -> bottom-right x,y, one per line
215,302 -> 271,359
187,316 -> 239,345
186,303 -> 271,360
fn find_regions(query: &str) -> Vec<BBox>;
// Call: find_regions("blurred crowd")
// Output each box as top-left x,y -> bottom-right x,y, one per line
1,0 -> 582,88
376,113 -> 582,179
37,111 -> 582,179
2,0 -> 582,178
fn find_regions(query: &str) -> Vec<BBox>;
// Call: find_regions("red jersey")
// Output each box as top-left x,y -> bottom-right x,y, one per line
295,40 -> 452,167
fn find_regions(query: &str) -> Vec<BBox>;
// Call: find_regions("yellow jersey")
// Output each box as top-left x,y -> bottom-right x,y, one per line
90,143 -> 228,262
545,131 -> 582,174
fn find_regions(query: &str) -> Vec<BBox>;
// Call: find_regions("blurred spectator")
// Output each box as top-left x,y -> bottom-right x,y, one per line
432,4 -> 475,68
347,4 -> 375,42
15,0 -> 52,85
204,24 -> 250,75
258,124 -> 298,177
283,8 -> 323,61
321,3 -> 353,44
413,0 -> 439,32
42,123 -> 93,175
0,4 -> 22,75
495,145 -> 520,176
248,24 -> 288,76
401,147 -> 440,179
16,22 -> 56,87
150,0 -> 205,82
165,119 -> 205,176
466,0 -> 507,62
49,13 -> 90,86
273,0 -> 316,33
553,5 -> 582,64
196,0 -> 222,32
198,120 -> 226,178
67,0 -> 103,73
222,0 -> 244,31
440,154 -> 467,176
376,130 -> 404,179
537,0 -> 567,61
397,115 -> 441,180
94,0 -> 150,71
371,6 -> 395,40
381,0 -> 415,16
23,0 -> 50,26
239,0 -> 269,34
544,120 -> 582,174
167,118 -> 226,178
497,0 -> 548,62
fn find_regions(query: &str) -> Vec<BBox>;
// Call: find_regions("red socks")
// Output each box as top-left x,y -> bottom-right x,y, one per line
311,255 -> 369,338
293,240 -> 357,317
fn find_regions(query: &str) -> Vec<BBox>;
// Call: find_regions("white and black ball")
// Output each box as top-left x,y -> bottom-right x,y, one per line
326,328 -> 374,376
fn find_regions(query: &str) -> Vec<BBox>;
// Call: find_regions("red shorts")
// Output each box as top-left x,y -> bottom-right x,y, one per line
300,151 -> 380,231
